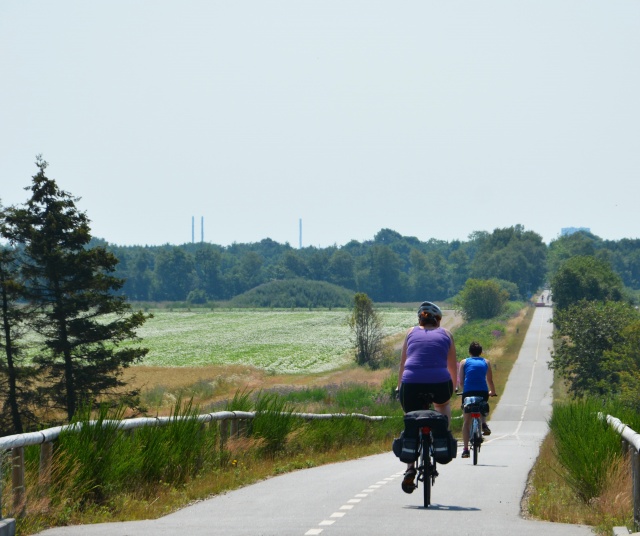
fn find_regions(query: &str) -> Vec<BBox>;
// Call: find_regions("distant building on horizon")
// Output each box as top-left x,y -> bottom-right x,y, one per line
561,226 -> 591,236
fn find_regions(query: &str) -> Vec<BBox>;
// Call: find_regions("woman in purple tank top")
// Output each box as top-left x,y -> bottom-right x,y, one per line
396,301 -> 457,493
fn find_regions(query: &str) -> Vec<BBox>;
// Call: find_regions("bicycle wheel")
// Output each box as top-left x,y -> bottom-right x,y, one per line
472,419 -> 480,466
421,435 -> 431,507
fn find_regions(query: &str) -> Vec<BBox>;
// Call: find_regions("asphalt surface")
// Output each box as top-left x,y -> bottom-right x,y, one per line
35,299 -> 595,536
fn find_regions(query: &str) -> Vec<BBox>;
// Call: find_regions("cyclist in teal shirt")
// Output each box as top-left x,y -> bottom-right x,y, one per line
459,341 -> 495,458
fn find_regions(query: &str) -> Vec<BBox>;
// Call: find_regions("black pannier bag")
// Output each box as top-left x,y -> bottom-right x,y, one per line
392,409 -> 457,465
392,430 -> 418,463
432,431 -> 458,464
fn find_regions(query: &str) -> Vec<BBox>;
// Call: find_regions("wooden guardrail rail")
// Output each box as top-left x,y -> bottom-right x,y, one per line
0,410 -> 387,519
604,414 -> 640,532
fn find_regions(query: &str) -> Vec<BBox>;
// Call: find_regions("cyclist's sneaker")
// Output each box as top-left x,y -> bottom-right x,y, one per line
482,423 -> 491,436
461,448 -> 470,458
401,467 -> 416,494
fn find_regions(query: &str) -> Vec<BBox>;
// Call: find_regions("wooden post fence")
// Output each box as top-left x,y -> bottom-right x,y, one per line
10,448 -> 24,515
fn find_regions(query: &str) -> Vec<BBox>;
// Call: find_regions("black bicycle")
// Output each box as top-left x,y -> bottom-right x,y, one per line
402,393 -> 450,508
460,393 -> 496,465
415,412 -> 439,507
463,396 -> 484,465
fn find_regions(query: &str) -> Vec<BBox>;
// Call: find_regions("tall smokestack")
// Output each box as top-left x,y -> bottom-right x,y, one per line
192,216 -> 194,243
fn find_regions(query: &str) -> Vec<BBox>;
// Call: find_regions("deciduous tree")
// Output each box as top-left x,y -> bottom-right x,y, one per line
550,255 -> 626,312
604,320 -> 640,411
348,293 -> 383,367
550,300 -> 639,399
470,225 -> 546,297
455,279 -> 508,321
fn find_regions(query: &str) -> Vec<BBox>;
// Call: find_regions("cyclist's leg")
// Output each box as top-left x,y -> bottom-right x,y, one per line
432,380 -> 454,427
461,412 -> 471,450
399,383 -> 419,475
480,391 -> 491,434
481,390 -> 488,425
433,400 -> 451,425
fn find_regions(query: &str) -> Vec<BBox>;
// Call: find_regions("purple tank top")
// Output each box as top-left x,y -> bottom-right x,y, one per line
402,326 -> 451,384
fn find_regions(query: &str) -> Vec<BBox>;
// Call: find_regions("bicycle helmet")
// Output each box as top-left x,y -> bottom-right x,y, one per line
417,301 -> 442,322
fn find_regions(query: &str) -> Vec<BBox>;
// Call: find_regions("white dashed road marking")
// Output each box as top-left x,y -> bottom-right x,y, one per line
303,471 -> 403,534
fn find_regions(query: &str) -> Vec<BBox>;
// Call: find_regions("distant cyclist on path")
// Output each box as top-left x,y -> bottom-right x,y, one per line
459,341 -> 495,458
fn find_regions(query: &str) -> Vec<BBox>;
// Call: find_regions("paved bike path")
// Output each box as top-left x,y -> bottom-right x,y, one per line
36,303 -> 595,536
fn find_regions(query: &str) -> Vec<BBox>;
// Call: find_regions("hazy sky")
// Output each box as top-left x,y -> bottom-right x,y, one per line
1,1 -> 639,248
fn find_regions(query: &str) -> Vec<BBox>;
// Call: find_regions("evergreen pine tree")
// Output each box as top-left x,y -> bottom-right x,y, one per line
4,157 -> 150,422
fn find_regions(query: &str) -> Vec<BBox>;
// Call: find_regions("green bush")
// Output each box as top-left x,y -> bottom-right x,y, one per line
455,279 -> 509,321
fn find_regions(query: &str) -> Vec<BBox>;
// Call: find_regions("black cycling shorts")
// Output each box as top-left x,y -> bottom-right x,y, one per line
400,380 -> 454,412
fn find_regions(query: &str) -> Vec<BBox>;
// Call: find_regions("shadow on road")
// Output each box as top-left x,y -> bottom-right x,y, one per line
459,463 -> 509,468
403,504 -> 481,512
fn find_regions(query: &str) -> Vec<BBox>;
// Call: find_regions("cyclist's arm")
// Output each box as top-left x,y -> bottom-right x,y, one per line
458,358 -> 466,391
485,358 -> 496,395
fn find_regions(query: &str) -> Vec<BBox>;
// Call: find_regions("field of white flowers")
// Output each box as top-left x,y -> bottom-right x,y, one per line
132,308 -> 419,374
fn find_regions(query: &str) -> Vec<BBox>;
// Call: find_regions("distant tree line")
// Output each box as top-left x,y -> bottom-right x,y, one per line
103,226 -> 552,304
102,226 -> 640,306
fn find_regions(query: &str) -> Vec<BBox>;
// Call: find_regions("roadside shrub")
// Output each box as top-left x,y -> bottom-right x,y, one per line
55,404 -> 132,504
251,392 -> 295,455
53,398 -> 220,506
549,399 -> 623,502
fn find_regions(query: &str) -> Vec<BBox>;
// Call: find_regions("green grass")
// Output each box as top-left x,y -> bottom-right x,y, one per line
453,301 -> 526,360
125,308 -> 418,372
